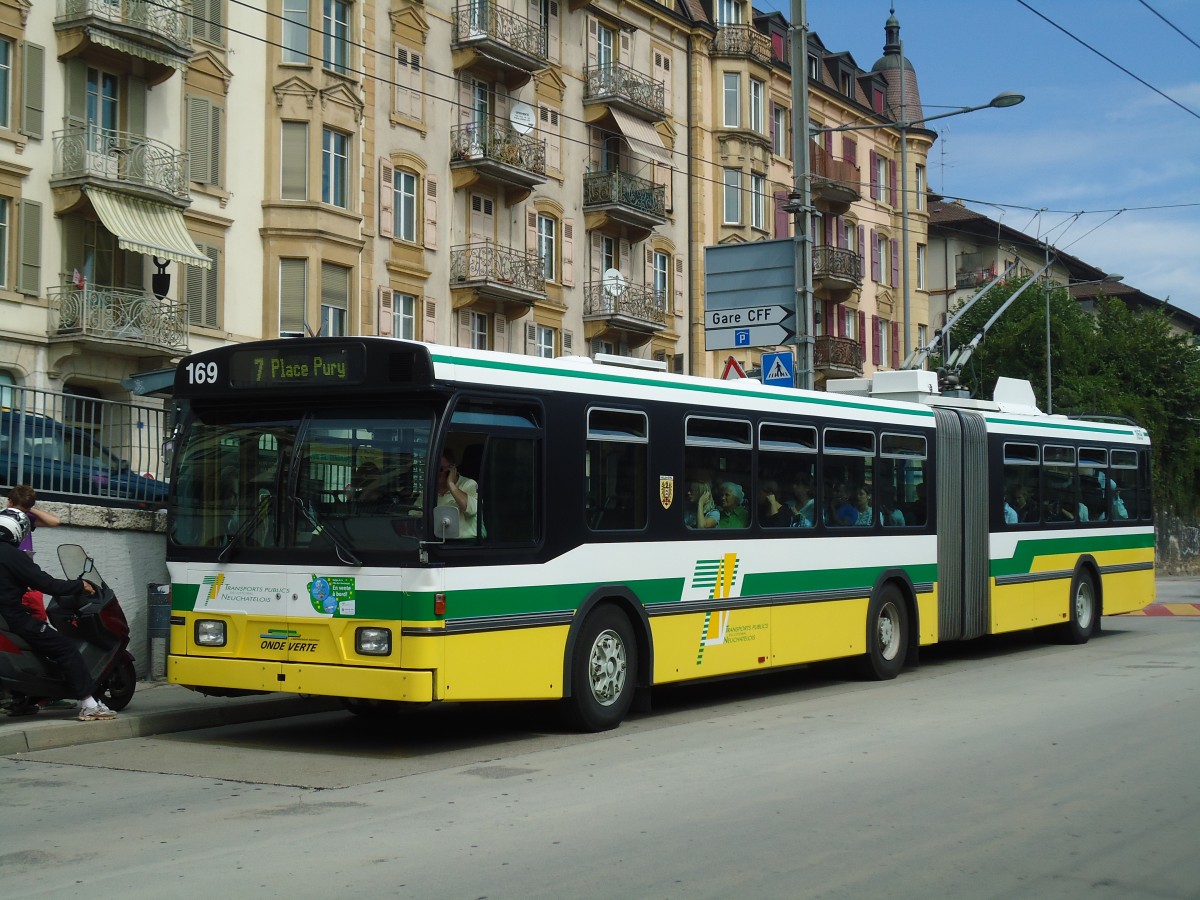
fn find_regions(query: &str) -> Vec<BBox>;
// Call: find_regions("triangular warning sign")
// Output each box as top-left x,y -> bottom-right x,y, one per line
721,356 -> 748,380
767,357 -> 790,381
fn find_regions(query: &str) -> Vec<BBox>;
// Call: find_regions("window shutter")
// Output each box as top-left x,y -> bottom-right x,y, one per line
539,105 -> 560,172
186,248 -> 208,326
548,0 -> 560,64
17,199 -> 41,296
423,175 -> 438,250
526,321 -> 537,355
457,309 -> 472,347
187,96 -> 211,184
673,255 -> 685,316
321,263 -> 349,317
891,321 -> 901,368
871,315 -> 881,366
202,246 -> 219,327
561,219 -> 574,286
587,18 -> 598,67
858,311 -> 866,353
774,191 -> 788,238
20,42 -> 44,140
64,58 -> 86,129
619,30 -> 631,63
127,76 -> 148,137
379,158 -> 394,238
526,209 -> 538,253
279,259 -> 307,335
823,130 -> 833,154
378,287 -> 394,337
869,150 -> 878,201
889,158 -> 897,207
423,296 -> 437,343
619,238 -> 631,276
858,225 -> 865,261
590,231 -> 602,283
870,228 -> 880,282
562,329 -> 574,356
495,313 -> 507,352
768,99 -> 775,148
890,238 -> 900,287
280,122 -> 307,200
843,137 -> 856,166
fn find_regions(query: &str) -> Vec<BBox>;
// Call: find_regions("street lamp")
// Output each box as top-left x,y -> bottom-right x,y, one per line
813,88 -> 1024,365
1047,272 -> 1123,413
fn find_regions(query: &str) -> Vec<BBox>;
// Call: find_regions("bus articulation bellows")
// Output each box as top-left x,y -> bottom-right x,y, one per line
166,338 -> 1154,731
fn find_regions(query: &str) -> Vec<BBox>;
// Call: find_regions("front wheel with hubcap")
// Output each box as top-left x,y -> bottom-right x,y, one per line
562,606 -> 637,732
857,585 -> 908,680
1057,570 -> 1097,644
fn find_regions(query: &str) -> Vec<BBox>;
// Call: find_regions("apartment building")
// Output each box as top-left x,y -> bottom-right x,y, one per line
0,1 -> 933,409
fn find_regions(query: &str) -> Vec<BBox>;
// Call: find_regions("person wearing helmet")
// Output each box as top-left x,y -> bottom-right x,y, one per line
0,508 -> 116,721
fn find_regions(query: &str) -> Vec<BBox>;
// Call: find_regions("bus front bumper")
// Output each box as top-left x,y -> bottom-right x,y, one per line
168,655 -> 436,703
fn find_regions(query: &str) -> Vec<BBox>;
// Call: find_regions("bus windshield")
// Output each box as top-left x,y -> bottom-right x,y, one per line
170,405 -> 434,558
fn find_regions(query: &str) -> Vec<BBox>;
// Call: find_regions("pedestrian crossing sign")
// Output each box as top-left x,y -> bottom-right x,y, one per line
761,351 -> 794,388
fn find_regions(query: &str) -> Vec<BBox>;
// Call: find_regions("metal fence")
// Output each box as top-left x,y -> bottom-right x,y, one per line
0,385 -> 170,509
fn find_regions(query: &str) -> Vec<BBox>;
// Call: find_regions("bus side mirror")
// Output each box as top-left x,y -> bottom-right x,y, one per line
433,505 -> 460,540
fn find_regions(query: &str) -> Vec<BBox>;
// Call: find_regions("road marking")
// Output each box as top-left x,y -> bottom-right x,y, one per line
1121,603 -> 1200,616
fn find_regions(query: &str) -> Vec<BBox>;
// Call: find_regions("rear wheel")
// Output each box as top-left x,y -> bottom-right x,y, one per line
562,606 -> 636,732
1058,570 -> 1097,644
858,585 -> 908,680
96,658 -> 136,711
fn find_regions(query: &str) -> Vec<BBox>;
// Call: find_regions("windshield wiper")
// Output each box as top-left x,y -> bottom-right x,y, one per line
293,496 -> 362,566
217,492 -> 275,562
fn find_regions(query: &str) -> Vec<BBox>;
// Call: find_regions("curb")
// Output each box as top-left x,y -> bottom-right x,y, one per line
0,694 -> 342,756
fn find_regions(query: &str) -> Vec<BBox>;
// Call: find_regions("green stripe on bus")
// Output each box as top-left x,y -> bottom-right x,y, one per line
745,563 -> 937,595
990,532 -> 1155,578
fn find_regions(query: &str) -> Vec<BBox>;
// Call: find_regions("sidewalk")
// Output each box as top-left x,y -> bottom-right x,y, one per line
0,682 -> 341,756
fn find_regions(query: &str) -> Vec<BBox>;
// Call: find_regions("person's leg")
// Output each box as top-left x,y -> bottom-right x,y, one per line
10,617 -> 95,700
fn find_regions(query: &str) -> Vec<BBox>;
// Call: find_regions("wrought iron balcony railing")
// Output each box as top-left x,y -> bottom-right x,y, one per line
451,121 -> 546,175
451,242 -> 546,295
56,0 -> 192,47
813,245 -> 864,286
710,25 -> 774,64
48,284 -> 189,353
814,335 -> 864,374
583,282 -> 667,327
583,170 -> 666,219
453,1 -> 548,60
584,63 -> 666,118
53,125 -> 190,198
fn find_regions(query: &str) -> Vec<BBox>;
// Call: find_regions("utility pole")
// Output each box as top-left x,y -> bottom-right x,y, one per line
789,0 -> 814,389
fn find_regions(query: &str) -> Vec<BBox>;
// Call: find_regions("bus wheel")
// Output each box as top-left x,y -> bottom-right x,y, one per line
1058,570 -> 1097,645
563,607 -> 637,732
858,585 -> 908,680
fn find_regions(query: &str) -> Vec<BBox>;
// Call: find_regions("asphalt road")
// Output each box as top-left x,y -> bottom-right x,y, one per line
2,613 -> 1197,899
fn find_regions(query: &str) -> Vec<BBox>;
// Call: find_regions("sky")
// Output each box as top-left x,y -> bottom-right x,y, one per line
757,0 -> 1200,317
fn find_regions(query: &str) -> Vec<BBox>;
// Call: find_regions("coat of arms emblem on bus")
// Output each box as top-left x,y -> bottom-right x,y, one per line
659,475 -> 674,510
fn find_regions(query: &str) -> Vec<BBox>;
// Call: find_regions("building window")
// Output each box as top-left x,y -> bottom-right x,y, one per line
86,67 -> 119,139
715,0 -> 742,25
323,0 -> 350,74
537,213 -> 556,281
321,262 -> 350,337
0,197 -> 7,287
393,292 -> 417,339
840,71 -> 853,97
536,323 -> 555,358
279,258 -> 307,337
915,164 -> 926,210
807,53 -> 819,82
596,21 -> 615,69
282,0 -> 308,63
875,317 -> 890,367
876,232 -> 889,283
917,324 -> 927,351
281,121 -> 308,200
652,250 -> 668,307
600,234 -> 616,273
772,103 -> 788,156
750,173 -> 766,230
750,79 -> 764,133
723,168 -> 741,224
723,73 -> 739,128
917,243 -> 926,290
842,218 -> 857,253
394,168 -> 417,242
875,154 -> 887,200
0,39 -> 10,129
467,310 -> 489,350
322,128 -> 349,208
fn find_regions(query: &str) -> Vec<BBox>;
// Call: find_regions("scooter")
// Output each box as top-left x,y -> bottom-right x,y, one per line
0,544 -> 137,714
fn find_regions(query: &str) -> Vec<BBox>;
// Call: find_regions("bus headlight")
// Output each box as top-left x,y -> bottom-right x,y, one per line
195,619 -> 227,647
356,627 -> 391,656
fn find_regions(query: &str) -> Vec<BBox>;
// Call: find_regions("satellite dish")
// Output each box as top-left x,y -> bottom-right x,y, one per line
510,102 -> 535,135
602,268 -> 626,297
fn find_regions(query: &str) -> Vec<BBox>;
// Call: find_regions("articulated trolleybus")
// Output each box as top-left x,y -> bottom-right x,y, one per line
166,337 -> 1154,730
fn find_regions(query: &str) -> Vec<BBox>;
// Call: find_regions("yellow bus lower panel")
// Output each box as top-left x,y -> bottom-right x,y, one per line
442,625 -> 569,701
1099,567 -> 1155,615
168,655 -> 434,702
772,598 -> 868,668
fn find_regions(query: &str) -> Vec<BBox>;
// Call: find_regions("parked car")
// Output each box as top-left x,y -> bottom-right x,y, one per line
0,410 -> 168,508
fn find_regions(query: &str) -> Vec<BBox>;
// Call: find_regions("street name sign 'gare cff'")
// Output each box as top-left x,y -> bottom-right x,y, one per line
703,240 -> 797,352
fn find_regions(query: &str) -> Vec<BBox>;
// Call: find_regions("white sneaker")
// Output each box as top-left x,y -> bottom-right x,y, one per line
78,703 -> 116,721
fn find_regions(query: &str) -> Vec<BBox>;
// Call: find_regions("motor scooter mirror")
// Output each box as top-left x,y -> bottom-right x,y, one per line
58,544 -> 89,580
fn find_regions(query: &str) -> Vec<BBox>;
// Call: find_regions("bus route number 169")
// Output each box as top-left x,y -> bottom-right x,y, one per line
185,360 -> 219,385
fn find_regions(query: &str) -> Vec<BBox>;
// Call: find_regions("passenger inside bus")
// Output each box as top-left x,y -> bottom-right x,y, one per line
828,482 -> 857,526
850,484 -> 873,526
715,482 -> 749,529
787,476 -> 816,528
684,480 -> 719,529
437,449 -> 479,538
758,478 -> 793,527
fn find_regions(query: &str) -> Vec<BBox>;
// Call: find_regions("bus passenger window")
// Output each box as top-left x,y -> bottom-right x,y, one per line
586,408 -> 648,532
758,422 -> 817,530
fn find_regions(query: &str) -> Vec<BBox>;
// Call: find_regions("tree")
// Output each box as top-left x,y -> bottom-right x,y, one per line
940,280 -> 1200,516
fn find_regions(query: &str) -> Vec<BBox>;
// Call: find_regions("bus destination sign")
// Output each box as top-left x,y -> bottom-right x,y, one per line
228,345 -> 366,389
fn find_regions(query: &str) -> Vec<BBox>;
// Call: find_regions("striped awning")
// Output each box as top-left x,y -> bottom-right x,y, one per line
88,188 -> 211,269
87,28 -> 186,71
610,109 -> 673,167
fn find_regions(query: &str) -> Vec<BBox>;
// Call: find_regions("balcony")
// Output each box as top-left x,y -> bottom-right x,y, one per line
814,335 -> 863,380
584,64 -> 666,123
583,170 -> 666,240
54,0 -> 192,85
956,265 -> 997,289
450,242 -> 546,317
813,245 -> 863,301
583,281 -> 666,347
48,284 -> 189,358
452,2 -> 548,90
810,141 -> 861,214
710,25 -> 773,64
52,125 -> 190,207
450,121 -> 547,204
